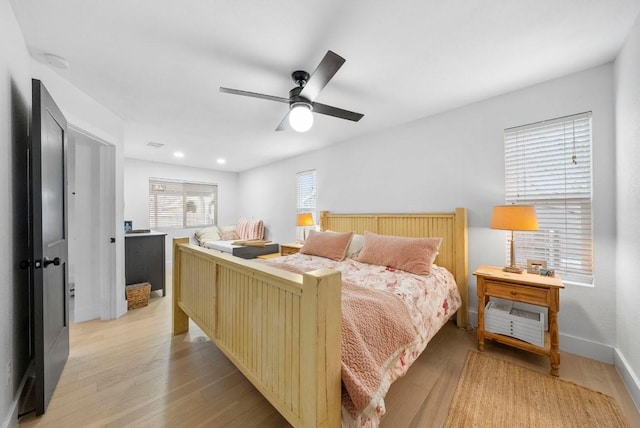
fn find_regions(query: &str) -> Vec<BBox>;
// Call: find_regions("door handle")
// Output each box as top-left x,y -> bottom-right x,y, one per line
43,257 -> 61,268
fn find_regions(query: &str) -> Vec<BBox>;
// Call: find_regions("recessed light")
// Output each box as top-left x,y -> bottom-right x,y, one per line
44,54 -> 70,70
147,141 -> 164,148
174,152 -> 185,158
31,50 -> 70,70
216,158 -> 226,164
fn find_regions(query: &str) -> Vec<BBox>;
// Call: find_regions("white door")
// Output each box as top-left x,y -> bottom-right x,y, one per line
68,128 -> 116,322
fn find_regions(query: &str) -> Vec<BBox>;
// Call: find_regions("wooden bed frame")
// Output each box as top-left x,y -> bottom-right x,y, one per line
172,208 -> 468,428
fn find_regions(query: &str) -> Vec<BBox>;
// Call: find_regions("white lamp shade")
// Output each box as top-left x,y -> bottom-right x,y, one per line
289,104 -> 313,132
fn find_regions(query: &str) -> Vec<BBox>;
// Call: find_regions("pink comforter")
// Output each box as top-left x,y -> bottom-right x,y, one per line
340,280 -> 418,417
261,254 -> 461,427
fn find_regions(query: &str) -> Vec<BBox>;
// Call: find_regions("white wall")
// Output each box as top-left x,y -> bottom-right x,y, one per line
239,63 -> 617,363
2,2 -> 128,424
614,13 -> 640,409
123,158 -> 239,263
29,62 -> 128,318
0,1 -> 31,426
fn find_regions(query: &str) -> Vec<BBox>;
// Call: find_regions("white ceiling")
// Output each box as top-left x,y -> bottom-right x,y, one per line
9,0 -> 640,172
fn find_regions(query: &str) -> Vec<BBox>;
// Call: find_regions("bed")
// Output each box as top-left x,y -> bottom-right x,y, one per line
202,239 -> 280,259
172,208 -> 468,427
194,219 -> 279,259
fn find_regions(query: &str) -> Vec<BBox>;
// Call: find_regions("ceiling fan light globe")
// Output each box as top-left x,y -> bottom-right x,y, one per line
289,104 -> 313,132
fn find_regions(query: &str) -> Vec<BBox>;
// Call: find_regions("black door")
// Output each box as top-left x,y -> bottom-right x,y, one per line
30,79 -> 69,415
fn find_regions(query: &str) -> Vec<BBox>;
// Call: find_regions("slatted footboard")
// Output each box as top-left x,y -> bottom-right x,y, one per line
172,238 -> 342,428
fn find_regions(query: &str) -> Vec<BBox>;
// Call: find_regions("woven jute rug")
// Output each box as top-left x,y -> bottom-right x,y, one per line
445,351 -> 630,428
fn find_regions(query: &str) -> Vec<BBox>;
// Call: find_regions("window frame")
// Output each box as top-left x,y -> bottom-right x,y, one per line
148,178 -> 218,229
503,112 -> 593,286
296,169 -> 317,241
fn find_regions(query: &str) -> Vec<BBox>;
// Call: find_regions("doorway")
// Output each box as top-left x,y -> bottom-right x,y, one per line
67,127 -> 116,322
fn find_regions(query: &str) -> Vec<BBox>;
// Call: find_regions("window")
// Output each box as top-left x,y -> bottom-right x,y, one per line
296,169 -> 317,241
504,112 -> 593,285
149,179 -> 217,229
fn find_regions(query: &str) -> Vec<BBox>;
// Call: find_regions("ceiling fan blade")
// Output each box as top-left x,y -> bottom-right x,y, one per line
299,50 -> 345,102
312,102 -> 364,122
275,111 -> 290,131
220,87 -> 289,104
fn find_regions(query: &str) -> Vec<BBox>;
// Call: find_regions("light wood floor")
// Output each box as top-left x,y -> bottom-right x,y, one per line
19,280 -> 640,428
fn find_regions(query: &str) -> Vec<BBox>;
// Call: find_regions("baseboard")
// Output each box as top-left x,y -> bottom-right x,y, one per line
469,309 -> 615,363
559,332 -> 615,364
1,368 -> 32,428
1,398 -> 17,428
468,309 -> 478,328
73,304 -> 102,323
614,348 -> 640,412
1,399 -> 18,428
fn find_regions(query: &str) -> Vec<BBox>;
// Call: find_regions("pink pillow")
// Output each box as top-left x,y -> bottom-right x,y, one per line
357,231 -> 442,275
300,230 -> 353,261
237,218 -> 250,239
246,219 -> 264,240
236,218 -> 264,240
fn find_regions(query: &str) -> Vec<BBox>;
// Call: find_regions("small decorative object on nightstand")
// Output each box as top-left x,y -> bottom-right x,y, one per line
490,205 -> 539,274
280,242 -> 303,256
474,265 -> 564,376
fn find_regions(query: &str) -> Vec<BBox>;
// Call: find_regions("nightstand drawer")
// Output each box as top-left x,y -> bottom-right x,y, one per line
485,280 -> 550,306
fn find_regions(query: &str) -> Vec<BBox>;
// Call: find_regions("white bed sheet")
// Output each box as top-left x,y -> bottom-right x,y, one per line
202,239 -> 238,253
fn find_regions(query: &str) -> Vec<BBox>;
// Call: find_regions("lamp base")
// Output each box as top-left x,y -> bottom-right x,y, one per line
503,266 -> 524,274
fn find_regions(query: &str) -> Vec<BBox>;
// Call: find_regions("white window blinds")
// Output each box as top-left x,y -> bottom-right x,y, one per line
504,112 -> 593,285
149,179 -> 217,229
296,169 -> 317,241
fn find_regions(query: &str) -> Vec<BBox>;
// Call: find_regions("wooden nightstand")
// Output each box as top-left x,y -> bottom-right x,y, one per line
280,242 -> 303,256
474,265 -> 564,376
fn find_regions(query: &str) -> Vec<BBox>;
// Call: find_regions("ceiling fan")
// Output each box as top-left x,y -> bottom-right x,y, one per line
220,50 -> 364,132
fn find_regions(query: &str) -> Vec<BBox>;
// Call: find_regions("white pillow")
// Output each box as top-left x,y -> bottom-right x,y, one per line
324,230 -> 364,259
346,234 -> 365,258
195,226 -> 220,244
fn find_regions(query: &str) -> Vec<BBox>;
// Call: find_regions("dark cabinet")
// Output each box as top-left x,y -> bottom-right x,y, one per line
125,232 -> 166,296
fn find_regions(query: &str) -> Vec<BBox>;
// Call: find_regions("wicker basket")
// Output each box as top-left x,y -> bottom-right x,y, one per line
126,282 -> 151,310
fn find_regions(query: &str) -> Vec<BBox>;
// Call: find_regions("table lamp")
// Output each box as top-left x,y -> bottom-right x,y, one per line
490,205 -> 539,274
296,213 -> 314,242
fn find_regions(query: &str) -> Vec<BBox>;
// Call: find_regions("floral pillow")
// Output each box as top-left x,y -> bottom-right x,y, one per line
220,229 -> 240,241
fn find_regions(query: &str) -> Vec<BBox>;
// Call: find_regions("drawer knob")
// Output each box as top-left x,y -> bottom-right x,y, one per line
511,291 -> 517,296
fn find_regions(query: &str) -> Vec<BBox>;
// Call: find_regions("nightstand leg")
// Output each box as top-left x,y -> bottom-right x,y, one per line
477,294 -> 487,351
549,309 -> 560,376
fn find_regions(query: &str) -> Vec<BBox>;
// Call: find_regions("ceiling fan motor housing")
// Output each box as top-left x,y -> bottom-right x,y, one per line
291,70 -> 310,87
288,86 -> 312,109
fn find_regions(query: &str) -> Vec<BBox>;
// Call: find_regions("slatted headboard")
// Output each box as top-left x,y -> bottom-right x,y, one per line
319,208 -> 468,328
